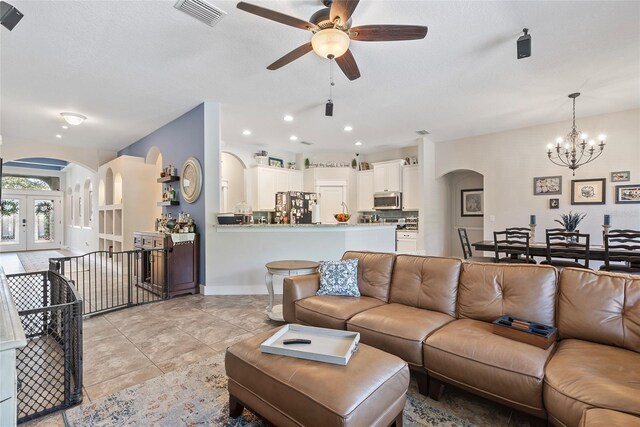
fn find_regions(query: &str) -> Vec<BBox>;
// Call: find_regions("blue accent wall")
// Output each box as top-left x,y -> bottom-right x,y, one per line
118,104 -> 206,284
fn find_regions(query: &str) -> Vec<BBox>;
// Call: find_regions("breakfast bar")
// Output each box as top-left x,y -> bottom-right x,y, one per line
204,224 -> 396,295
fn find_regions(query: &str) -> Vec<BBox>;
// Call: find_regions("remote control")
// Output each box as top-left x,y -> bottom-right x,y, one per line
283,338 -> 312,345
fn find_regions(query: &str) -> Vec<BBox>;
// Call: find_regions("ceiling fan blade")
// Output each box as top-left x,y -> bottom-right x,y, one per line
330,0 -> 360,25
350,25 -> 428,41
237,2 -> 319,31
267,43 -> 314,70
335,49 -> 360,81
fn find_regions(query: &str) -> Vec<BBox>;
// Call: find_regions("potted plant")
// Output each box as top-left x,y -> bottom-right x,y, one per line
555,211 -> 586,233
304,158 -> 310,169
351,158 -> 357,169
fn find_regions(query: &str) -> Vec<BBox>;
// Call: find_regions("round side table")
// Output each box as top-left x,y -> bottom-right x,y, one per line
265,260 -> 319,321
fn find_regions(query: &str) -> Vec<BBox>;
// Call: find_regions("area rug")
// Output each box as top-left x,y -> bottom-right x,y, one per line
17,250 -> 95,274
16,250 -> 65,273
63,352 -> 475,427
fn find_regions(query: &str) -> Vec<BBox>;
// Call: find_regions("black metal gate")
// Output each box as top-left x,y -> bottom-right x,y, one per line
49,249 -> 168,317
6,270 -> 82,424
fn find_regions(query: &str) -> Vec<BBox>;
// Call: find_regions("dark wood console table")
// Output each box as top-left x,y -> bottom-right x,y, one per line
133,231 -> 199,299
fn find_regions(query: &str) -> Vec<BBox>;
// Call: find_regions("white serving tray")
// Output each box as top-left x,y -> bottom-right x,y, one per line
260,324 -> 360,366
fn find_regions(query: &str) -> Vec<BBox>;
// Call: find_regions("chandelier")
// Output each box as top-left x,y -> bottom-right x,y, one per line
546,93 -> 606,176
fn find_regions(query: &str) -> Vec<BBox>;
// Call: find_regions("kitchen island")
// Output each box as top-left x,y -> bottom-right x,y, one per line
204,224 -> 396,295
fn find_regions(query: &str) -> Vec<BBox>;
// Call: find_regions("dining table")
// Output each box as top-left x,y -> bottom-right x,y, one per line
471,240 -> 639,263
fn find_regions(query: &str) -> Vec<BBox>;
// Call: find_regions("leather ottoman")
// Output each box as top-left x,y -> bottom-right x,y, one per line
225,329 -> 410,427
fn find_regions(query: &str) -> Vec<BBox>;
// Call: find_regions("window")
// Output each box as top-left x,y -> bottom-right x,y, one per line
0,199 -> 20,243
83,179 -> 92,227
2,175 -> 55,191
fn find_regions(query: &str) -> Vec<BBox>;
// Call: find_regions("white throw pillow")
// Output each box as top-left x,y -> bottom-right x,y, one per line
316,259 -> 360,297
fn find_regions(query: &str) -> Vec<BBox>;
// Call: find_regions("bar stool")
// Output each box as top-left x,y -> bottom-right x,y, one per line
265,260 -> 319,321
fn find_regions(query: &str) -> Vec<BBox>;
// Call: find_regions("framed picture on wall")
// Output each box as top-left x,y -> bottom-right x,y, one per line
268,157 -> 284,168
611,171 -> 630,182
549,198 -> 559,209
533,176 -> 562,195
571,178 -> 606,205
461,188 -> 483,217
614,184 -> 640,204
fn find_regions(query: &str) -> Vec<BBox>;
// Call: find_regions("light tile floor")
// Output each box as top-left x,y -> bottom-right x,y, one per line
9,250 -> 533,427
22,293 -> 282,426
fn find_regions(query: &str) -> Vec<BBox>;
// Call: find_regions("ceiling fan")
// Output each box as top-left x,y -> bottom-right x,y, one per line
236,0 -> 428,81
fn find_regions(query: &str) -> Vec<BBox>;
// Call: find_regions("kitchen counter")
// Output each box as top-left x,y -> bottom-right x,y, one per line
204,223 -> 396,295
215,224 -> 396,232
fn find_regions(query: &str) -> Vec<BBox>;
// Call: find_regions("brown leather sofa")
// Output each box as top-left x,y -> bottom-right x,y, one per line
283,251 -> 640,426
544,268 -> 640,426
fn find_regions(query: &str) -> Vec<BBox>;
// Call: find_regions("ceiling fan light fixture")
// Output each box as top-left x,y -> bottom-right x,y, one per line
311,28 -> 350,59
60,112 -> 87,126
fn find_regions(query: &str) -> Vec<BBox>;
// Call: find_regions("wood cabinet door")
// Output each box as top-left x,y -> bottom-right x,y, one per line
357,171 -> 374,211
274,169 -> 289,193
255,167 -> 276,210
402,166 -> 419,210
373,166 -> 388,192
386,163 -> 402,192
289,171 -> 304,191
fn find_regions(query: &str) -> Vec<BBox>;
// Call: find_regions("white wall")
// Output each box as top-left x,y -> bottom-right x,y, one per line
220,152 -> 246,212
419,138 -> 449,255
222,142 -> 298,213
64,163 -> 99,252
362,145 -> 419,164
1,140 -> 115,172
446,170 -> 484,258
433,108 -> 640,252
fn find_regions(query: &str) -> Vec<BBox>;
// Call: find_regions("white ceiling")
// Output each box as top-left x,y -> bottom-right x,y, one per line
1,1 -> 639,155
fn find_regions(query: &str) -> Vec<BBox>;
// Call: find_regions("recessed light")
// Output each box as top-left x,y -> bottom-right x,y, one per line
284,115 -> 293,122
344,125 -> 353,132
242,130 -> 251,136
55,134 -> 62,139
60,112 -> 87,126
355,141 -> 362,146
61,125 -> 68,129
290,135 -> 298,141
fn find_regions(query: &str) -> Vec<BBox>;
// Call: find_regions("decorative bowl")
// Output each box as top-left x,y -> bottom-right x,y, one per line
334,213 -> 351,223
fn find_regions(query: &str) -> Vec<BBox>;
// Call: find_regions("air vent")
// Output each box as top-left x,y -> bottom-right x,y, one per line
300,141 -> 313,146
415,129 -> 430,135
174,0 -> 226,27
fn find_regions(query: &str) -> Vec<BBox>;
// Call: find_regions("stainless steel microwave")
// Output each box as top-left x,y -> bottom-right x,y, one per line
373,192 -> 402,210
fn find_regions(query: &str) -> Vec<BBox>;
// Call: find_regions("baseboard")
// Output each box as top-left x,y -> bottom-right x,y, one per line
200,283 -> 283,295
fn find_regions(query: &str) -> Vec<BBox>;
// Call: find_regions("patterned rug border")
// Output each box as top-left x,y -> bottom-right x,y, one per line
63,352 -> 477,427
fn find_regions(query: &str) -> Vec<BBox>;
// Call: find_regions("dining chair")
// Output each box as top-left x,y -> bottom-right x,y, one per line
601,229 -> 640,274
493,228 -> 536,264
457,228 -> 495,262
540,228 -> 590,269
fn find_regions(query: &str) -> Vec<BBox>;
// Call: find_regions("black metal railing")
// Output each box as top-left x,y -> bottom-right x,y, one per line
49,249 -> 168,317
6,270 -> 83,424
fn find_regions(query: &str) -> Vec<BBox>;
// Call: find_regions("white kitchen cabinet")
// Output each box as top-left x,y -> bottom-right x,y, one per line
274,169 -> 289,192
252,166 -> 305,211
289,170 -> 304,191
372,160 -> 404,193
356,170 -> 374,211
252,167 -> 276,211
396,230 -> 418,252
402,165 -> 420,211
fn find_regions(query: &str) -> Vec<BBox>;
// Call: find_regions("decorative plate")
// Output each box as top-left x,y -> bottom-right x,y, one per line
180,157 -> 202,203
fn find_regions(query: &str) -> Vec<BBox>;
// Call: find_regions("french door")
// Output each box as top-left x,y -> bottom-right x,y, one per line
0,193 -> 63,252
